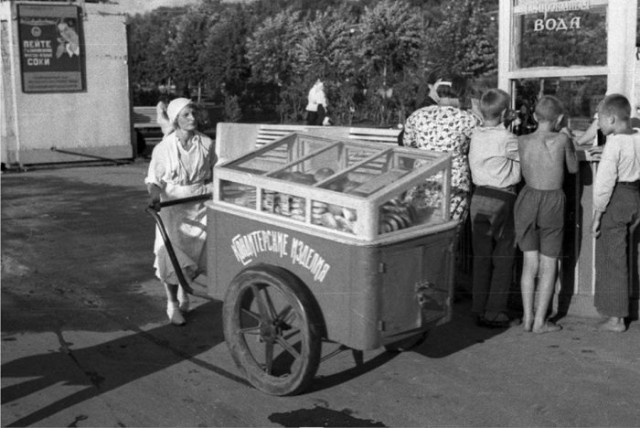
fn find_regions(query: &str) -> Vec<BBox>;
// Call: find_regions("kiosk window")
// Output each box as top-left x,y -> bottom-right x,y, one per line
512,75 -> 607,133
512,0 -> 607,69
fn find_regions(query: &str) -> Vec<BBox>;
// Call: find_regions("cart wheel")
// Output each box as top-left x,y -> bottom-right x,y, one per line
223,265 -> 323,396
384,332 -> 428,353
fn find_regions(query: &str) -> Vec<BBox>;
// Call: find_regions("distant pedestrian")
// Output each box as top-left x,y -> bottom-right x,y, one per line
156,86 -> 173,136
468,89 -> 521,328
306,80 -> 330,126
590,94 -> 640,333
145,98 -> 216,326
515,95 -> 578,333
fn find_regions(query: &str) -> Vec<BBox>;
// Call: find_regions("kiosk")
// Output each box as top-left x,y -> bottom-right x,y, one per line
1,1 -> 133,167
498,0 -> 639,317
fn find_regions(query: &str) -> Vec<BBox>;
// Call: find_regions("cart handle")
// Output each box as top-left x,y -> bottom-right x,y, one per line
145,192 -> 214,301
157,193 -> 212,209
145,207 -> 193,294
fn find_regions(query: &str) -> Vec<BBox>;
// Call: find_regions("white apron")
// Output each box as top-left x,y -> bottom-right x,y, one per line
145,132 -> 215,284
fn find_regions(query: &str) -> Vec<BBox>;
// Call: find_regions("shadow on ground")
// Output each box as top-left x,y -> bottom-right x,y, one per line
1,301 -> 242,427
2,172 -> 160,333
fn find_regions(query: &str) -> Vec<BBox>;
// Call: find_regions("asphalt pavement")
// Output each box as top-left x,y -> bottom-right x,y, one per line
2,160 -> 639,427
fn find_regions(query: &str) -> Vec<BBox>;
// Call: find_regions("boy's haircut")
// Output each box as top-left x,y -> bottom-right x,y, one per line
534,95 -> 564,123
479,89 -> 511,120
599,94 -> 631,121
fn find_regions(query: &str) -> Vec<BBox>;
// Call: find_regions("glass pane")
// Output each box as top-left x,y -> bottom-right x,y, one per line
512,75 -> 607,134
396,170 -> 446,232
310,200 -> 357,234
512,0 -> 607,68
225,135 -> 327,175
340,151 -> 408,196
221,180 -> 256,209
261,189 -> 307,222
269,143 -> 344,183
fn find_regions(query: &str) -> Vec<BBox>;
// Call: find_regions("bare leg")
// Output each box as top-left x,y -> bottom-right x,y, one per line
164,282 -> 179,303
532,254 -> 561,334
164,282 -> 185,325
520,251 -> 539,332
177,284 -> 190,313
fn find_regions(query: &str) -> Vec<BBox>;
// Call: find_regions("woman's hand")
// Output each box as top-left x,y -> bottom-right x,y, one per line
147,184 -> 162,211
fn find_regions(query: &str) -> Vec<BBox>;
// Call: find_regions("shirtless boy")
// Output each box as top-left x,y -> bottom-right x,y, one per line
515,95 -> 578,333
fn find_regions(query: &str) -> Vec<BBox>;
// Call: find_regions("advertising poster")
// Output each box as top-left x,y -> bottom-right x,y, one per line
17,4 -> 85,93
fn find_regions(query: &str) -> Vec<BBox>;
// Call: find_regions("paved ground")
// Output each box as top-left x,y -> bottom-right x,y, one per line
2,160 -> 640,427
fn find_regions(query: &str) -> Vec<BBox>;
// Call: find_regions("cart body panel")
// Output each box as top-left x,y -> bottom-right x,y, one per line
208,205 -> 457,350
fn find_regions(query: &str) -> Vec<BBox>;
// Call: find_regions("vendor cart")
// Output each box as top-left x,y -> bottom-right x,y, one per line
207,133 -> 458,395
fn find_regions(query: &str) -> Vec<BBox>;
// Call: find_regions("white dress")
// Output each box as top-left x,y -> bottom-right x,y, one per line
145,131 -> 215,284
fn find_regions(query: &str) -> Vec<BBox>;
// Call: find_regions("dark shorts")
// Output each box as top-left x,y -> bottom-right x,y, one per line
514,185 -> 565,258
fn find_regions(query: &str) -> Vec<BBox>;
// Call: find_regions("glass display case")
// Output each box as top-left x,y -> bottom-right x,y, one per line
213,133 -> 453,241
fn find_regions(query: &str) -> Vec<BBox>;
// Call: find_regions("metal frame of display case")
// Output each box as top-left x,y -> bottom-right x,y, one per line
212,133 -> 457,244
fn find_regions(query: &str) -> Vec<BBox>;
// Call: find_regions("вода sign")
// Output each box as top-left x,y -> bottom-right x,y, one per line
17,4 -> 86,93
513,0 -> 607,68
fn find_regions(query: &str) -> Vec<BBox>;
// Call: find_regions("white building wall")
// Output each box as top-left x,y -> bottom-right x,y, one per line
0,1 -> 133,166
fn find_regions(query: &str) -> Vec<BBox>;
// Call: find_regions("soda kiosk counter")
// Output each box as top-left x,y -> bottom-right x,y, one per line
207,133 -> 458,395
498,0 -> 639,318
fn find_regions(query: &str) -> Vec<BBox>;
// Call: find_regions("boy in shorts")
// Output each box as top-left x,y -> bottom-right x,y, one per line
515,95 -> 578,333
591,94 -> 640,333
469,89 -> 521,328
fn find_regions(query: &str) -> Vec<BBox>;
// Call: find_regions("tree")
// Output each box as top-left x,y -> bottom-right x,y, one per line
163,3 -> 222,99
357,0 -> 426,86
354,0 -> 427,125
425,0 -> 498,77
200,4 -> 253,96
127,7 -> 186,88
245,9 -> 304,87
294,7 -> 358,83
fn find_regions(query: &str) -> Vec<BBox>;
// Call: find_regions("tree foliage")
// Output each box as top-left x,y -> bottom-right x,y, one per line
127,7 -> 185,86
201,4 -> 253,95
245,9 -> 304,86
163,3 -> 220,97
128,0 -> 500,124
357,0 -> 426,82
425,0 -> 498,77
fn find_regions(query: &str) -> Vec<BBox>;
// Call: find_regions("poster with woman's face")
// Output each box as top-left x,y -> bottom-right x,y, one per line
17,4 -> 85,93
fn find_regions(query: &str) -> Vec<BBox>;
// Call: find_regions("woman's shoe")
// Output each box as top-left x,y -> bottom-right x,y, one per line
167,302 -> 186,326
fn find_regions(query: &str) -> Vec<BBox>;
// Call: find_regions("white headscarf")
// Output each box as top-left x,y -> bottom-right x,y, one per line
166,98 -> 193,124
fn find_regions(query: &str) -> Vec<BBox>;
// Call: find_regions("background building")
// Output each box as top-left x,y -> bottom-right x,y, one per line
1,0 -> 132,167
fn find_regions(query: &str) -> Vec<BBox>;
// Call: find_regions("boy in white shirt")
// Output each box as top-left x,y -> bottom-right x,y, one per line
591,94 -> 640,333
468,89 -> 521,328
